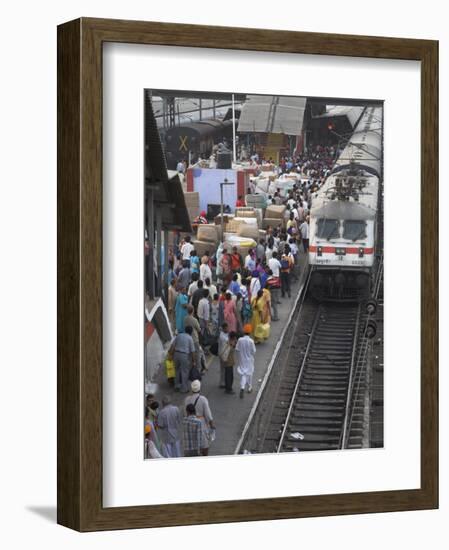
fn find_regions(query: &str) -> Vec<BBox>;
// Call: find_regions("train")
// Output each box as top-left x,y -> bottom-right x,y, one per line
164,118 -> 234,169
308,105 -> 383,301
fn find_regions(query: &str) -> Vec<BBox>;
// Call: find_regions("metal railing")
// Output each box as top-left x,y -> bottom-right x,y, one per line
339,304 -> 362,448
340,256 -> 383,449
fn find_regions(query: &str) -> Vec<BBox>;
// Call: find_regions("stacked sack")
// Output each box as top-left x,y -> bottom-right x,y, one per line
263,204 -> 286,230
193,224 -> 218,257
234,207 -> 259,242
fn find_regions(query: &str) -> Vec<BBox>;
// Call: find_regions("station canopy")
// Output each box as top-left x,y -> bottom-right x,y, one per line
238,95 -> 306,135
145,91 -> 192,233
314,105 -> 365,129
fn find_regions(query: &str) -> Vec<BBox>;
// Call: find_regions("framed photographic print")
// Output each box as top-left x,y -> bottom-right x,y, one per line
57,18 -> 438,531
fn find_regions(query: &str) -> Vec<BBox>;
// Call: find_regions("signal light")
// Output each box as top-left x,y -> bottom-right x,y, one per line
327,122 -> 335,131
365,319 -> 377,339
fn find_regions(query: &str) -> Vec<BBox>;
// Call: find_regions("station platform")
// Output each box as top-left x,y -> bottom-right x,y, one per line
154,249 -> 309,456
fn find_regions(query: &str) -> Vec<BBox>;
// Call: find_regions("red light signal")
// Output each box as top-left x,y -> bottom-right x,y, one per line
327,122 -> 335,131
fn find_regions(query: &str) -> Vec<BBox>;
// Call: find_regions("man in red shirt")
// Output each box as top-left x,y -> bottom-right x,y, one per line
235,195 -> 245,208
230,246 -> 243,273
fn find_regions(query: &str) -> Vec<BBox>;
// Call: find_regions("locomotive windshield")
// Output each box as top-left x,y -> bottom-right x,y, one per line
343,220 -> 367,241
316,218 -> 340,240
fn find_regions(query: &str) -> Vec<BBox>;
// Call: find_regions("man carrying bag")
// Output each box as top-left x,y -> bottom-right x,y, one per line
220,331 -> 238,394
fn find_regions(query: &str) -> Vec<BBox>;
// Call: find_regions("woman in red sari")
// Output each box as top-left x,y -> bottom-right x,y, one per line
223,291 -> 238,333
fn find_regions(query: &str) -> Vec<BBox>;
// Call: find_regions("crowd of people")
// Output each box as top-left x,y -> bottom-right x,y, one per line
248,145 -> 336,186
145,146 -> 333,459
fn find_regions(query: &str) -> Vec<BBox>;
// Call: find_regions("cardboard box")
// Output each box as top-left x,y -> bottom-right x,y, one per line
265,204 -> 286,219
245,194 -> 265,208
262,217 -> 284,230
237,224 -> 260,241
235,207 -> 256,218
226,219 -> 246,233
197,224 -> 218,243
184,192 -> 200,207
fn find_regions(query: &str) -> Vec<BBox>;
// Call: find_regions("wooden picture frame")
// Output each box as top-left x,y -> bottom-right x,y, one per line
57,17 -> 438,531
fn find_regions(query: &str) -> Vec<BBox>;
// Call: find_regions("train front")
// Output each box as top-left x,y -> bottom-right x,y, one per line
308,191 -> 377,301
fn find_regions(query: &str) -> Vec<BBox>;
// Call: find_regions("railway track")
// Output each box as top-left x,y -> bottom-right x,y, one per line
277,302 -> 362,452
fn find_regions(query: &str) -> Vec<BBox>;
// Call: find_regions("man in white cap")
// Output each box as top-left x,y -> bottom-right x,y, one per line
236,325 -> 257,398
184,380 -> 215,456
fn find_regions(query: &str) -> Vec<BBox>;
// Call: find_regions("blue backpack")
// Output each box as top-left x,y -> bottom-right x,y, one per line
243,302 -> 252,321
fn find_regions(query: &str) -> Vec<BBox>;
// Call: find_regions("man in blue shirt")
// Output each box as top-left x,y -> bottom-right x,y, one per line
170,326 -> 196,392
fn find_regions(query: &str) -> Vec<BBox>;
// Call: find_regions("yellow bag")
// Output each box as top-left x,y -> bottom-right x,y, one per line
261,323 -> 271,339
255,323 -> 270,340
254,323 -> 265,340
165,358 -> 175,379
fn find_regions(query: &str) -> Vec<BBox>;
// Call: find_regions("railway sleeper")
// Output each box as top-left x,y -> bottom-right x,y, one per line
293,410 -> 344,419
304,366 -> 350,373
310,335 -> 354,341
285,433 -> 340,443
291,397 -> 345,405
347,442 -> 363,449
282,442 -> 340,451
295,402 -> 345,411
292,426 -> 342,435
347,430 -> 364,438
303,371 -> 349,379
313,335 -> 355,342
306,359 -> 351,366
301,377 -> 349,387
299,383 -> 348,391
298,390 -> 347,398
303,371 -> 349,378
345,420 -> 364,429
292,418 -> 342,427
309,345 -> 353,352
304,368 -> 350,375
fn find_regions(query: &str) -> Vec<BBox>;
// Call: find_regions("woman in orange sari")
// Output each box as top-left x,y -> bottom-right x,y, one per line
261,287 -> 272,325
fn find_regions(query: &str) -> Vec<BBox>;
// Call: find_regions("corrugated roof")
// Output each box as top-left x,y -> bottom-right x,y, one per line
238,95 -> 306,134
314,106 -> 365,128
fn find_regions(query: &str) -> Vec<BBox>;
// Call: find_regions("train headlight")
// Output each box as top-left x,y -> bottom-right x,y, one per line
358,247 -> 364,258
335,247 -> 346,256
317,246 -> 322,257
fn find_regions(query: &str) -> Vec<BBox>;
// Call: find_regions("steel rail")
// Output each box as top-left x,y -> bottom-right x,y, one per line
341,255 -> 384,449
276,304 -> 322,453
